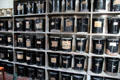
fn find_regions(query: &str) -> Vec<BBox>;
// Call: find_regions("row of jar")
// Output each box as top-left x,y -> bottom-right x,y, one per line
0,8 -> 13,16
15,0 -> 46,15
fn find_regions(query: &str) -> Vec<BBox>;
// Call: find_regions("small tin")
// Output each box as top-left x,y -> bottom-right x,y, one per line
61,73 -> 71,80
48,71 -> 59,80
36,52 -> 45,66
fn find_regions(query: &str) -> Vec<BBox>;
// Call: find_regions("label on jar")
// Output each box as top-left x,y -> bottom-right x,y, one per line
51,41 -> 58,47
50,77 -> 56,80
18,38 -> 23,42
36,57 -> 40,61
0,23 -> 3,26
95,63 -> 100,67
51,22 -> 55,25
37,3 -> 41,9
94,21 -> 102,28
66,20 -> 72,27
110,42 -> 116,46
51,58 -> 57,63
114,22 -> 118,25
26,56 -> 31,60
62,41 -> 71,50
0,38 -> 2,41
17,4 -> 22,10
16,22 -> 20,28
26,21 -> 30,29
63,60 -> 68,64
37,41 -> 41,44
1,53 -> 4,58
17,54 -> 23,59
78,42 -> 83,46
96,44 -> 102,50
27,3 -> 32,9
36,23 -> 42,29
8,37 -> 12,42
113,0 -> 120,5
77,63 -> 82,68
26,40 -> 31,47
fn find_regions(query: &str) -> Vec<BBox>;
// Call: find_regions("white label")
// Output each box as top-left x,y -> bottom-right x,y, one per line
114,22 -> 118,25
51,58 -> 57,63
26,56 -> 31,60
17,54 -> 23,59
94,21 -> 102,28
36,57 -> 40,61
26,21 -> 30,29
62,41 -> 71,50
37,41 -> 41,44
110,42 -> 116,46
8,37 -> 12,42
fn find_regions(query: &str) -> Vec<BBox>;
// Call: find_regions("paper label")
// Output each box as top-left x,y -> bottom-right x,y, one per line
26,56 -> 31,60
8,37 -> 12,42
96,63 -> 100,67
36,57 -> 40,61
113,0 -> 120,5
50,77 -> 56,80
96,44 -> 102,50
51,22 -> 55,25
63,60 -> 68,64
51,58 -> 57,63
51,41 -> 58,47
66,20 -> 72,27
110,42 -> 116,46
37,41 -> 41,44
18,38 -> 23,42
0,38 -> 2,41
17,54 -> 23,59
26,40 -> 31,47
0,23 -> 3,26
62,41 -> 71,50
26,21 -> 30,29
78,42 -> 83,46
94,21 -> 102,27
114,22 -> 118,25
36,23 -> 42,29
16,22 -> 20,28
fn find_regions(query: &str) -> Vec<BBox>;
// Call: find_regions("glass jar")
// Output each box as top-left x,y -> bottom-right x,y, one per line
17,34 -> 25,47
72,74 -> 84,80
7,34 -> 13,46
7,20 -> 13,31
36,1 -> 45,14
17,3 -> 25,15
16,50 -> 24,63
48,71 -> 59,80
25,35 -> 33,48
7,49 -> 13,61
50,0 -> 61,12
36,69 -> 45,80
27,67 -> 36,79
79,0 -> 90,11
26,1 -> 36,14
65,0 -> 75,12
25,20 -> 34,31
61,73 -> 71,80
15,19 -> 25,31
17,65 -> 26,76
0,34 -> 5,45
36,52 -> 45,66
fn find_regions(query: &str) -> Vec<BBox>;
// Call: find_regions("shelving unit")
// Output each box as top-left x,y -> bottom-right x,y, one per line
0,0 -> 120,80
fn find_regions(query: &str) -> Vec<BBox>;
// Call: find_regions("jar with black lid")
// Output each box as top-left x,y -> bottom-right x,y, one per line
26,51 -> 35,65
91,57 -> 104,74
50,0 -> 61,12
79,0 -> 90,11
49,36 -> 60,51
7,20 -> 13,31
0,20 -> 7,31
36,69 -> 45,80
25,35 -> 33,48
26,1 -> 36,14
106,38 -> 119,56
108,17 -> 120,34
36,52 -> 45,66
49,18 -> 61,32
74,55 -> 86,70
36,1 -> 45,14
6,63 -> 13,74
92,18 -> 104,33
7,49 -> 13,61
25,20 -> 34,31
17,65 -> 26,77
91,76 -> 104,80
48,53 -> 60,68
15,19 -> 25,31
76,37 -> 87,52
17,34 -> 25,47
61,54 -> 72,68
61,73 -> 71,80
16,3 -> 26,15
35,35 -> 45,49
0,48 -> 7,60
65,0 -> 75,12
72,74 -> 84,80
0,34 -> 5,45
111,0 -> 120,11
27,67 -> 36,79
77,18 -> 88,33
35,18 -> 45,32
64,17 -> 74,32
48,71 -> 59,80
16,50 -> 24,63
105,58 -> 119,75
7,34 -> 13,46
92,37 -> 105,55
61,37 -> 72,52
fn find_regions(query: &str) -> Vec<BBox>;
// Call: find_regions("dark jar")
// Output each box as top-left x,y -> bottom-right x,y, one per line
79,0 -> 90,11
27,67 -> 36,79
35,18 -> 45,32
48,71 -> 59,80
91,76 -> 104,80
25,20 -> 34,31
76,37 -> 87,52
74,55 -> 86,70
0,20 -> 7,31
36,69 -> 45,80
49,36 -> 60,51
106,38 -> 119,56
7,49 -> 13,61
17,34 -> 25,47
105,58 -> 119,75
94,0 -> 106,11
108,18 -> 120,34
72,74 -> 84,80
49,18 -> 61,32
64,17 -> 74,32
0,34 -> 6,45
7,34 -> 13,46
48,53 -> 60,68
15,19 -> 25,31
61,37 -> 72,52
61,73 -> 71,80
61,54 -> 72,68
16,50 -> 24,63
26,1 -> 36,14
25,35 -> 33,48
35,35 -> 45,49
0,48 -> 7,60
92,37 -> 105,55
50,0 -> 61,12
7,20 -> 13,31
36,1 -> 45,14
26,51 -> 35,65
91,57 -> 104,74
92,18 -> 104,33
111,0 -> 120,11
6,63 -> 14,74
77,18 -> 88,33
65,0 -> 75,12
36,52 -> 45,66
16,3 -> 26,15
17,65 -> 26,77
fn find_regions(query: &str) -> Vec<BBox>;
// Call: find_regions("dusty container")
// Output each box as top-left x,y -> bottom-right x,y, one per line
76,37 -> 87,52
48,71 -> 59,80
72,74 -> 84,80
92,37 -> 105,55
91,57 -> 104,74
16,50 -> 24,63
61,37 -> 72,52
50,0 -> 61,12
77,18 -> 88,33
48,53 -> 60,68
36,69 -> 45,80
79,0 -> 90,11
61,73 -> 71,80
15,19 -> 25,31
65,0 -> 75,12
105,58 -> 119,76
49,36 -> 60,51
61,54 -> 72,68
49,18 -> 61,32
36,52 -> 45,66
108,17 -> 120,34
111,0 -> 120,11
91,76 -> 104,80
106,38 -> 119,56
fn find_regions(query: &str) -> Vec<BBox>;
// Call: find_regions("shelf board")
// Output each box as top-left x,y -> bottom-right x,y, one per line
0,45 -> 13,49
0,59 -> 14,63
14,13 -> 46,17
91,33 -> 120,37
14,31 -> 46,34
0,16 -> 13,18
0,31 -> 13,33
93,11 -> 120,15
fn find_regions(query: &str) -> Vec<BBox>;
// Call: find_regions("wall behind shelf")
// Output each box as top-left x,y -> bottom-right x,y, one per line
0,0 -> 13,8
